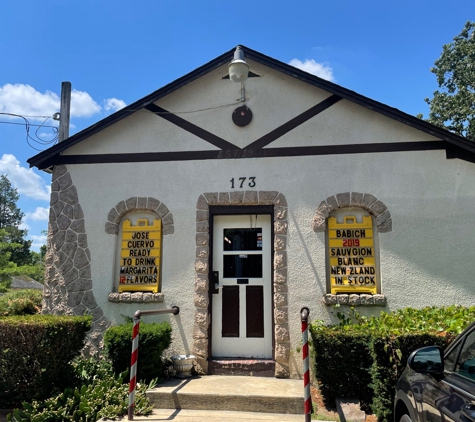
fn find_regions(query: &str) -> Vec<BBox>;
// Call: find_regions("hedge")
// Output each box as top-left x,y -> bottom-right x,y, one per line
309,305 -> 475,422
0,315 -> 91,408
104,321 -> 172,382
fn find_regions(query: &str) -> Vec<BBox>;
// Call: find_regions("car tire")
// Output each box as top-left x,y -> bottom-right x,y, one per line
400,414 -> 412,422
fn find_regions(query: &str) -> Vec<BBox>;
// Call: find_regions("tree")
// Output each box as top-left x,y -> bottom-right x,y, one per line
425,21 -> 475,140
0,174 -> 32,266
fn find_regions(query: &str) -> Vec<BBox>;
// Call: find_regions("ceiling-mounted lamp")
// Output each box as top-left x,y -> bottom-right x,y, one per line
229,46 -> 253,127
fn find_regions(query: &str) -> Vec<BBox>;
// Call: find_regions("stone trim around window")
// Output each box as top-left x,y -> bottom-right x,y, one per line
192,191 -> 290,379
313,192 -> 391,306
312,192 -> 392,233
105,197 -> 174,303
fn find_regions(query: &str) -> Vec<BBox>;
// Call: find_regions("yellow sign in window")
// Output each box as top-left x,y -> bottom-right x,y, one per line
119,218 -> 162,293
328,215 -> 377,294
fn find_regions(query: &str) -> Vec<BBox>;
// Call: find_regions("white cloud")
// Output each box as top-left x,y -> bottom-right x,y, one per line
288,59 -> 335,81
26,206 -> 49,221
104,98 -> 127,112
30,233 -> 47,250
0,83 -> 126,120
0,154 -> 50,201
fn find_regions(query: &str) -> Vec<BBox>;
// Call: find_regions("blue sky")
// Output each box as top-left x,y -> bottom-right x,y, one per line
0,0 -> 473,251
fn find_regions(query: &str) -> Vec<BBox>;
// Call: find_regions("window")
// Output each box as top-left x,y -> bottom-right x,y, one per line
326,207 -> 380,294
115,211 -> 163,293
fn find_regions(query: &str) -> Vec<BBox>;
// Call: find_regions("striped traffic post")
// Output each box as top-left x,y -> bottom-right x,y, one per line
128,316 -> 140,420
301,307 -> 311,422
127,306 -> 180,421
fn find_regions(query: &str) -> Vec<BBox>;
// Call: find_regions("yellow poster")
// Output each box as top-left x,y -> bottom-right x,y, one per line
328,215 -> 377,294
119,218 -> 162,293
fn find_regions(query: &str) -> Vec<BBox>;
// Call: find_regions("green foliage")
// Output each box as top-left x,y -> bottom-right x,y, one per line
104,321 -> 172,383
0,315 -> 91,408
425,21 -> 475,140
0,289 -> 42,316
8,357 -> 155,421
309,306 -> 475,422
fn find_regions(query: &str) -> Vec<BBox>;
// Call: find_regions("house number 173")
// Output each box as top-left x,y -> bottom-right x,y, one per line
230,177 -> 256,189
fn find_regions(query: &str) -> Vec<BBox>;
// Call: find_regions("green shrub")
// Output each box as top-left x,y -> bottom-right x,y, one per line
104,321 -> 172,382
0,289 -> 42,316
309,305 -> 475,422
8,357 -> 154,421
0,315 -> 91,408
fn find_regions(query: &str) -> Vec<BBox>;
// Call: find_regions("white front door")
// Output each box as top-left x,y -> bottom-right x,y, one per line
211,214 -> 272,358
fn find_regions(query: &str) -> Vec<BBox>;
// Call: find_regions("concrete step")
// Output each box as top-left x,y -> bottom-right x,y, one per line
146,376 -> 304,415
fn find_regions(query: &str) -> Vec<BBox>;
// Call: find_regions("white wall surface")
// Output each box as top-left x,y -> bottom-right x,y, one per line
58,59 -> 475,376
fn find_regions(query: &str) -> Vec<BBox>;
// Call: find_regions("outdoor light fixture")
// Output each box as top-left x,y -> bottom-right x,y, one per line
228,46 -> 250,84
229,46 -> 253,126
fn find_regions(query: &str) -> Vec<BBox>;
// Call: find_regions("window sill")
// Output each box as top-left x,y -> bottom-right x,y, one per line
323,294 -> 386,306
108,292 -> 164,303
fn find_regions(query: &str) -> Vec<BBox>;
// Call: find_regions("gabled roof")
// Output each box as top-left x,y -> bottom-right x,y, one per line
28,45 -> 475,170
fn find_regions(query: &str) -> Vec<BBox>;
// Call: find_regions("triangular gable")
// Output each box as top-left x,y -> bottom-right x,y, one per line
27,45 -> 475,170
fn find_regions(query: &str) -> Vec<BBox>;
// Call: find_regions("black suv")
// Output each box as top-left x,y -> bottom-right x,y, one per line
394,321 -> 475,422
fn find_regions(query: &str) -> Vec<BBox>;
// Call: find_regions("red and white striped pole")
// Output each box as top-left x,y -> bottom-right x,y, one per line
301,307 -> 311,422
128,316 -> 140,421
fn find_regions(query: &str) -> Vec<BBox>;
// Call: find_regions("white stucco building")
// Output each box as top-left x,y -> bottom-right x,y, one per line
28,46 -> 475,379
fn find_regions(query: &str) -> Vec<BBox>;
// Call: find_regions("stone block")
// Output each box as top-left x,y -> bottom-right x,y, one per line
326,195 -> 338,212
62,204 -> 74,219
137,197 -> 147,209
273,193 -> 287,207
274,284 -> 288,293
59,186 -> 79,205
108,293 -> 121,302
62,241 -> 78,259
143,293 -> 153,303
195,309 -> 209,328
82,291 -> 97,308
360,294 -> 374,305
196,233 -> 209,246
67,292 -> 84,307
323,294 -> 337,305
51,191 -> 59,205
258,191 -> 278,204
378,217 -> 392,233
163,225 -> 174,235
274,251 -> 287,269
152,293 -> 164,302
274,268 -> 287,284
337,294 -> 349,305
275,342 -> 290,363
52,165 -> 68,181
275,362 -> 290,378
52,201 -> 65,219
274,308 -> 288,324
74,248 -> 89,269
351,192 -> 364,206
57,214 -> 71,230
125,197 -> 137,210
196,246 -> 209,259
275,324 -> 290,342
274,293 -> 288,307
195,259 -> 208,274
230,191 -> 244,205
203,192 -> 218,205
162,212 -> 174,225
374,295 -> 387,305
243,190 -> 258,205
156,202 -> 169,218
362,193 -> 377,209
196,220 -> 209,232
195,274 -> 208,292
131,292 -> 144,303
65,229 -> 77,243
193,338 -> 208,358
274,206 -> 287,220
193,325 -> 208,339
370,200 -> 387,216
274,234 -> 286,251
105,222 -> 118,235
70,219 -> 86,233
349,294 -> 361,306
194,292 -> 208,308
196,195 -> 208,210
119,293 -> 131,302
218,192 -> 230,205
52,231 -> 66,250
115,200 -> 127,215
274,220 -> 287,235
336,192 -> 351,207
147,197 -> 161,211
57,172 -> 73,190
196,209 -> 208,222
78,234 -> 88,248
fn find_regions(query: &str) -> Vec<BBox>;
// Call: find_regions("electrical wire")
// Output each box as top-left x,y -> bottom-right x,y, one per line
0,113 -> 58,151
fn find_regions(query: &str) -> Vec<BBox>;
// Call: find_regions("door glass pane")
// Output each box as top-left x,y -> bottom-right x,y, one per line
223,228 -> 262,251
223,254 -> 262,278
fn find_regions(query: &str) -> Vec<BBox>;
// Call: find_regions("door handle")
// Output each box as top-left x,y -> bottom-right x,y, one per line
214,283 -> 223,289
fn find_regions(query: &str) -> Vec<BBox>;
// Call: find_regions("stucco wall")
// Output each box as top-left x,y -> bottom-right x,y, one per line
44,58 -> 475,378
